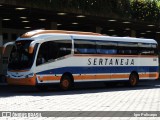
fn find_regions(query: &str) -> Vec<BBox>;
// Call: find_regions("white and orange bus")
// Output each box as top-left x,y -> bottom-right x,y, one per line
3,30 -> 159,90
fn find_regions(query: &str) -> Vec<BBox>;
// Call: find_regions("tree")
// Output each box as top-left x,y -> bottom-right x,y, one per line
129,0 -> 160,22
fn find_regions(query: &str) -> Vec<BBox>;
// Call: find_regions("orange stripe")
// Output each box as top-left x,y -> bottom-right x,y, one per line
6,72 -> 159,86
96,75 -> 110,79
155,72 -> 159,79
74,73 -> 158,81
74,74 -> 110,80
74,74 -> 129,80
139,73 -> 159,79
7,74 -> 36,86
111,74 -> 129,79
38,76 -> 61,81
139,74 -> 149,78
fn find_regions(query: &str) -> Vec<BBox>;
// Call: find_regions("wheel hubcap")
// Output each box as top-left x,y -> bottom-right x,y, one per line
130,75 -> 136,85
62,79 -> 69,88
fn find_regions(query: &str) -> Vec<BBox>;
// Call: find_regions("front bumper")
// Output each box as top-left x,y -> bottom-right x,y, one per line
7,75 -> 36,86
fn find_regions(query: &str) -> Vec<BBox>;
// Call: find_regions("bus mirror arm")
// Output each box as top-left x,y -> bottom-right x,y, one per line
29,42 -> 36,54
2,47 -> 5,55
2,41 -> 15,55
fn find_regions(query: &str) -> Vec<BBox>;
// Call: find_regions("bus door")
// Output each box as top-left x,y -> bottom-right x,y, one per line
35,40 -> 73,83
35,41 -> 53,83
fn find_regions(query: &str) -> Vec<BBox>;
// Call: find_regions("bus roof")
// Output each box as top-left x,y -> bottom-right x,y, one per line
72,35 -> 157,44
18,30 -> 157,44
20,29 -> 102,38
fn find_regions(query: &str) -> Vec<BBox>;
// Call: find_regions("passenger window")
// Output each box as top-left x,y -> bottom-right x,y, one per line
117,42 -> 138,55
56,40 -> 72,58
36,40 -> 72,66
96,41 -> 117,54
139,49 -> 157,55
74,40 -> 96,54
138,43 -> 158,55
138,43 -> 152,48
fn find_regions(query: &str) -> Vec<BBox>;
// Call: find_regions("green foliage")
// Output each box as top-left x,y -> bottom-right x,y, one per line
130,0 -> 160,22
46,0 -> 130,16
49,0 -> 160,22
27,0 -> 160,22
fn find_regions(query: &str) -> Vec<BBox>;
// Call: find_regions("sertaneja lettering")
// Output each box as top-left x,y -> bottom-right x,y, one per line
87,58 -> 134,66
88,58 -> 92,65
125,59 -> 129,65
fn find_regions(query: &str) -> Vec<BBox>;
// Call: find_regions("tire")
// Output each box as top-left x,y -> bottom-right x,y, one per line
128,72 -> 139,87
60,75 -> 72,90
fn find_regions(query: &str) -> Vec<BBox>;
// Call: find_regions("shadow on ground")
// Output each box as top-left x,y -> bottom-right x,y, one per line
0,80 -> 160,97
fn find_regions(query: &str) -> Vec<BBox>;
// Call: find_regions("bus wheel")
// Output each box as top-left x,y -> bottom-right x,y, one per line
60,75 -> 72,90
128,72 -> 139,87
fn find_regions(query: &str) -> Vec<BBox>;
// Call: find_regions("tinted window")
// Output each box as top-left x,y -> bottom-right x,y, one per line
118,42 -> 138,47
8,40 -> 37,70
117,42 -> 139,55
138,43 -> 152,48
138,43 -> 158,55
151,44 -> 157,48
74,39 -> 158,56
74,40 -> 96,54
96,41 -> 117,54
139,48 -> 158,55
118,49 -> 138,55
36,40 -> 72,66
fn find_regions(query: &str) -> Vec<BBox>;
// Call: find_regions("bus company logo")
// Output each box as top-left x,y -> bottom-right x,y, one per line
88,58 -> 135,66
2,112 -> 11,117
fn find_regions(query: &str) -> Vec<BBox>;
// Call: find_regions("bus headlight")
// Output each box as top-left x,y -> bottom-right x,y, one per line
26,73 -> 34,78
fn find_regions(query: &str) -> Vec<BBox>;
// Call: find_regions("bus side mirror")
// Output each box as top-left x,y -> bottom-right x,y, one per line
2,41 -> 15,55
2,47 -> 5,55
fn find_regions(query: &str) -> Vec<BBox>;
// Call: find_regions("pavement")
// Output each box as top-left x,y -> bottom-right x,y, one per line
0,80 -> 160,120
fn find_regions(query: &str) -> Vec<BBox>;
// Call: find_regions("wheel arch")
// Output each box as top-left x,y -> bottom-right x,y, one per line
128,70 -> 139,87
130,71 -> 139,80
61,72 -> 74,83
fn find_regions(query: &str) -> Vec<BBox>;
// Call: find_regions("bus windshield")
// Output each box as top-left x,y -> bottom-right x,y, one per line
8,40 -> 36,70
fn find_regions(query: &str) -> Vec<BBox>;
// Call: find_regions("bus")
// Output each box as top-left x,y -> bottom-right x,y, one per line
3,30 -> 159,90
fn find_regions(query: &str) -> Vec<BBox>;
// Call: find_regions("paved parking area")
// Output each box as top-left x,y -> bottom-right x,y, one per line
0,80 -> 160,120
